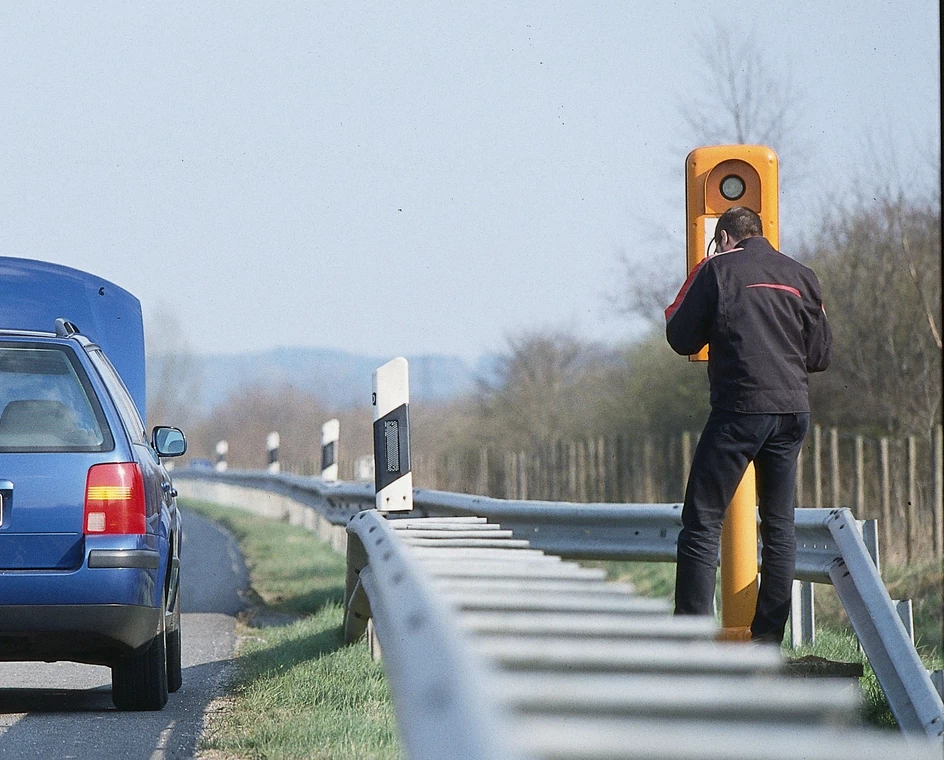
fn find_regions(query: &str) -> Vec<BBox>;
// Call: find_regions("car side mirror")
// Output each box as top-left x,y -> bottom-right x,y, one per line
152,426 -> 187,457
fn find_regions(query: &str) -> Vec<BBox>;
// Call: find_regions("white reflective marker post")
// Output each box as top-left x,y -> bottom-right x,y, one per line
321,418 -> 340,481
266,431 -> 280,473
215,440 -> 228,472
354,455 -> 375,483
372,357 -> 412,512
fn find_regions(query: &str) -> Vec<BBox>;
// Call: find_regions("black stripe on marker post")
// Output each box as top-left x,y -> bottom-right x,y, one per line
373,403 -> 411,492
321,440 -> 336,471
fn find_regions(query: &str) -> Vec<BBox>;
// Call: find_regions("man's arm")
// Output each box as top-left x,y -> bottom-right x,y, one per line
665,258 -> 715,355
806,278 -> 832,373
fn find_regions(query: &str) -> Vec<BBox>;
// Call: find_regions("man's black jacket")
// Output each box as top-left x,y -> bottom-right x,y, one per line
665,236 -> 832,413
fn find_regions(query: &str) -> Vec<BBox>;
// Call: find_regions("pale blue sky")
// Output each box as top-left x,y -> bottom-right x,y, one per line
1,2 -> 939,360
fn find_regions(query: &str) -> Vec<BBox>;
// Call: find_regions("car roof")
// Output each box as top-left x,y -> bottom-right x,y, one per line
0,257 -> 146,421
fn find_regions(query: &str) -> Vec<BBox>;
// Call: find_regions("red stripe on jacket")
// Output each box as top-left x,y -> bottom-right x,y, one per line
746,283 -> 801,298
665,258 -> 709,322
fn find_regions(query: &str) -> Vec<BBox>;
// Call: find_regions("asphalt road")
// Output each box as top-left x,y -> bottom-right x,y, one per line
0,508 -> 249,759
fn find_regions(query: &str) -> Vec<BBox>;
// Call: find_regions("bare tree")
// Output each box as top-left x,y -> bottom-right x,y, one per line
474,329 -> 620,451
678,21 -> 811,187
187,383 -> 330,472
616,23 -> 812,326
145,305 -> 203,428
806,193 -> 942,438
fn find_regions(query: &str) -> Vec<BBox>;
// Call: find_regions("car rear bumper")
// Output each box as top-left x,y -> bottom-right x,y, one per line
87,549 -> 160,569
0,536 -> 168,607
0,604 -> 161,665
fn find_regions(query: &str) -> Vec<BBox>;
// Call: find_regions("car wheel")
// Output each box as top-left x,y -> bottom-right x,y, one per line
166,591 -> 182,694
111,621 -> 168,711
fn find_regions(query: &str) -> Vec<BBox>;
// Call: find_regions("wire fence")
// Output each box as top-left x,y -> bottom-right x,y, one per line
396,425 -> 943,565
269,424 -> 941,566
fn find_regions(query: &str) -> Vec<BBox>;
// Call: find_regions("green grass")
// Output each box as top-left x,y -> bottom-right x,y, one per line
182,500 -> 401,760
786,627 -> 898,729
812,558 -> 943,658
592,558 -> 944,730
590,559 -> 677,599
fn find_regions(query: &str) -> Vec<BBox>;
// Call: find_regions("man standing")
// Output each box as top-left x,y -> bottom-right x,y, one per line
665,206 -> 832,643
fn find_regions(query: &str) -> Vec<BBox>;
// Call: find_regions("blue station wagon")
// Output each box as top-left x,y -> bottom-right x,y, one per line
0,257 -> 185,711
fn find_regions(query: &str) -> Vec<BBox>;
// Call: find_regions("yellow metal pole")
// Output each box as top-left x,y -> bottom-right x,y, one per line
719,462 -> 757,641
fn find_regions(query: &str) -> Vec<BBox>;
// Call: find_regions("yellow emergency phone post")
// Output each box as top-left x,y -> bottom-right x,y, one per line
684,145 -> 779,640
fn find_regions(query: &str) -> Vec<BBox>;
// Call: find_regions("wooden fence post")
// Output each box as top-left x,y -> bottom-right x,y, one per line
906,436 -> 918,563
505,452 -> 515,500
620,435 -> 633,502
519,451 -> 529,501
879,437 -> 892,559
478,448 -> 489,496
597,438 -> 608,502
854,435 -> 865,516
830,427 -> 840,507
935,425 -> 943,559
643,436 -> 655,503
614,436 -> 626,503
547,441 -> 557,501
813,425 -> 823,508
576,441 -> 588,503
681,431 -> 692,500
568,441 -> 577,502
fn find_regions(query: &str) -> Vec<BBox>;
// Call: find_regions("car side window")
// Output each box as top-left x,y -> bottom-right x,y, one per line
88,348 -> 148,446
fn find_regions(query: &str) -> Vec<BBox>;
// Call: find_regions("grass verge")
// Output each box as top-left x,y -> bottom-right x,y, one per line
182,499 -> 401,760
593,558 -> 943,730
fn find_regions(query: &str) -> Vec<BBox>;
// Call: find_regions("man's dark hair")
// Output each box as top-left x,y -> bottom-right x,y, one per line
716,207 -> 763,244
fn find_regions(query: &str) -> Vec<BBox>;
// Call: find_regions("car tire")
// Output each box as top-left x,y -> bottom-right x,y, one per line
111,625 -> 168,711
166,593 -> 182,694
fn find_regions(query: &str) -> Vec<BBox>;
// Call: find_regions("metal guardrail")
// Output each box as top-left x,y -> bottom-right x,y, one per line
174,469 -> 944,748
343,510 -> 937,759
174,470 -> 880,581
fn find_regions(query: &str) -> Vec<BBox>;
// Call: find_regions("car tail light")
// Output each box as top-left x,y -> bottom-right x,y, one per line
84,463 -> 147,534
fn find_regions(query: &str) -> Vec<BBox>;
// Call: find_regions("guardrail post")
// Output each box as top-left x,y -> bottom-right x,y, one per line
790,579 -> 815,647
862,519 -> 880,575
321,418 -> 340,481
344,530 -> 371,645
372,357 -> 413,512
895,599 -> 915,645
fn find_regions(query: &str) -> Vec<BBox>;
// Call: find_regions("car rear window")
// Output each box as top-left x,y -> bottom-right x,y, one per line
0,343 -> 113,453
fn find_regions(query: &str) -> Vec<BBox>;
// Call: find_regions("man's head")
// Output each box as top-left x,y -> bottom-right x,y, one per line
715,207 -> 763,252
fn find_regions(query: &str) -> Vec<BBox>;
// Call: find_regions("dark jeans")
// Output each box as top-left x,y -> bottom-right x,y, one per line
674,408 -> 810,640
